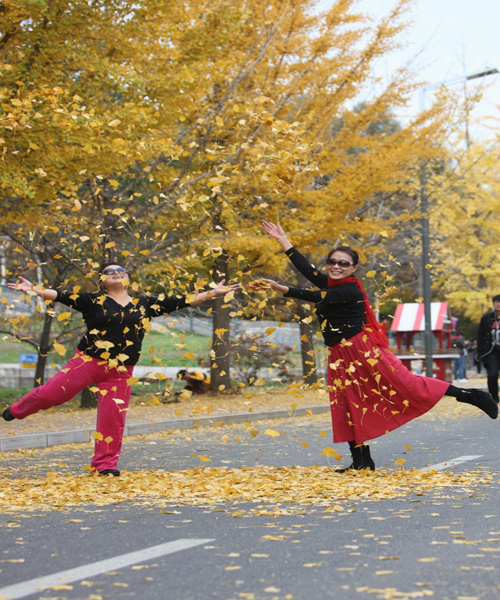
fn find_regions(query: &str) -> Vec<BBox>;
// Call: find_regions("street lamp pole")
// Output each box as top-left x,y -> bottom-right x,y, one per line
419,67 -> 498,378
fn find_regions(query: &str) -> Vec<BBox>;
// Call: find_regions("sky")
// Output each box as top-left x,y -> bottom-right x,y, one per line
327,0 -> 500,140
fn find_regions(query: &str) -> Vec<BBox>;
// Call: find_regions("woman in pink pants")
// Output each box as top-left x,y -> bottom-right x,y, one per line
3,264 -> 239,476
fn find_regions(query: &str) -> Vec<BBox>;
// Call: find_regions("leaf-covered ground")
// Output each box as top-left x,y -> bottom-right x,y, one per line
1,395 -> 495,517
0,463 -> 492,517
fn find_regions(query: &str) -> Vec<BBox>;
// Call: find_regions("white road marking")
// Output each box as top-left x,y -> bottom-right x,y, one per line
420,454 -> 483,473
0,538 -> 214,600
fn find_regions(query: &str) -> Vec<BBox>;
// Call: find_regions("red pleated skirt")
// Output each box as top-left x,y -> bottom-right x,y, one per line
327,332 -> 450,444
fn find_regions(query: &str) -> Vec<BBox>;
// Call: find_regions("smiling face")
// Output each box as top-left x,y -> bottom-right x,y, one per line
100,264 -> 129,290
326,251 -> 358,281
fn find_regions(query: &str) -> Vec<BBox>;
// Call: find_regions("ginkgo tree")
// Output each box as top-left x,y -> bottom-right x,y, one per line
426,138 -> 500,321
0,0 -> 455,392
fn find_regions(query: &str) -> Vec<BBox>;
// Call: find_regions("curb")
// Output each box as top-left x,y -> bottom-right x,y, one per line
0,404 -> 330,452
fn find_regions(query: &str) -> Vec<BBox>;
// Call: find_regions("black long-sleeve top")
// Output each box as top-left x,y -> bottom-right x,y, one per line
283,247 -> 366,347
55,291 -> 188,365
477,310 -> 500,359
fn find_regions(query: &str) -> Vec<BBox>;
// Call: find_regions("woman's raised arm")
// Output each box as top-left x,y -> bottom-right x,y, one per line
262,221 -> 327,288
7,276 -> 57,301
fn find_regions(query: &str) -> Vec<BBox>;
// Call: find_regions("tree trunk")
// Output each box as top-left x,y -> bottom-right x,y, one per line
296,300 -> 319,385
210,249 -> 232,391
33,309 -> 53,387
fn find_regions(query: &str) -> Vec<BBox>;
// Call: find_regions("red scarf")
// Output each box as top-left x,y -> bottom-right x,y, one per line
328,276 -> 389,348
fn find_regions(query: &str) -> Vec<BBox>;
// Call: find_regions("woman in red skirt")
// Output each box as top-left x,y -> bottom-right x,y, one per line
260,221 -> 498,471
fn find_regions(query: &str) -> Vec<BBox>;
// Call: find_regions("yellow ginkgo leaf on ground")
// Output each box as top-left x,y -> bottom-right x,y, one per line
417,557 -> 438,562
395,458 -> 406,466
264,429 -> 280,437
197,455 -> 212,462
51,585 -> 73,590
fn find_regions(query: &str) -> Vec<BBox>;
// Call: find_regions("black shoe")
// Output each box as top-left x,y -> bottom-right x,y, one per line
99,469 -> 120,477
457,389 -> 499,419
2,407 -> 14,422
334,463 -> 360,474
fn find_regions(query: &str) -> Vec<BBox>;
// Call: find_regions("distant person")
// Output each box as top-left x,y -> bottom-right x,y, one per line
477,294 -> 500,403
452,331 -> 468,382
3,266 -> 239,476
257,220 -> 498,473
177,368 -> 211,395
469,339 -> 481,374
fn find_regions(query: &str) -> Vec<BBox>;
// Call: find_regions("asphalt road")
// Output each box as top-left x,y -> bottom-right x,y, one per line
1,410 -> 500,600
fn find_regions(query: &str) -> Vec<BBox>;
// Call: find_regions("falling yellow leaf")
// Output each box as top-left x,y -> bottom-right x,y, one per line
197,455 -> 212,462
57,312 -> 72,321
321,447 -> 343,461
52,341 -> 66,356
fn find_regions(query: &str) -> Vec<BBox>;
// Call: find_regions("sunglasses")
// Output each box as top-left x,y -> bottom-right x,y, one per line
102,267 -> 128,275
326,258 -> 353,268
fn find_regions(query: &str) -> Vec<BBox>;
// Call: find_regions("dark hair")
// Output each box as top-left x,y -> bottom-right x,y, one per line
327,245 -> 359,266
493,295 -> 500,303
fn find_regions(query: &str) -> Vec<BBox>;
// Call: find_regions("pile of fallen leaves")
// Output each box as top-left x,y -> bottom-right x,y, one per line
0,466 -> 492,516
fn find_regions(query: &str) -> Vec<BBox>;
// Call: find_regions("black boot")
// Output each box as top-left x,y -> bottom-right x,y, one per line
335,441 -> 374,473
457,389 -> 498,419
98,469 -> 120,477
361,444 -> 375,471
2,407 -> 14,422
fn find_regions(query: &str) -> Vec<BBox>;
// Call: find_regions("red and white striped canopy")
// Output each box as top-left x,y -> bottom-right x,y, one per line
390,302 -> 449,332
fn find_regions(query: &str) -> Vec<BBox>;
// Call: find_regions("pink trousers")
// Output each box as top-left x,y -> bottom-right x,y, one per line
10,351 -> 134,472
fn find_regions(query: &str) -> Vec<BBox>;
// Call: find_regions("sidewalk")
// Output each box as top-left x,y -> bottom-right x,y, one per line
0,388 -> 331,452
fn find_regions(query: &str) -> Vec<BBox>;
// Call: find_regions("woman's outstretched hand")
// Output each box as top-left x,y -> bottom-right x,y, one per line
210,280 -> 242,297
248,278 -> 289,295
188,280 -> 241,307
262,221 -> 292,251
7,276 -> 34,293
262,221 -> 285,239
